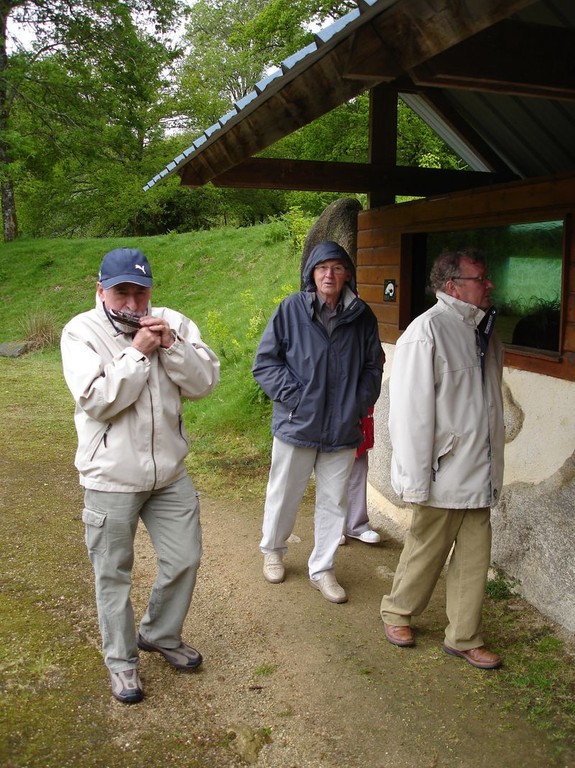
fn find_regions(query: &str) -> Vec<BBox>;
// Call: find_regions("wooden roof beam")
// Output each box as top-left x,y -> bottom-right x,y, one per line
179,156 -> 517,196
410,20 -> 575,100
406,88 -> 513,174
344,0 -> 539,80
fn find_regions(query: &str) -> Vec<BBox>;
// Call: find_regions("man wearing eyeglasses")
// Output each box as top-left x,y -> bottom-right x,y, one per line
253,241 -> 383,603
381,247 -> 505,669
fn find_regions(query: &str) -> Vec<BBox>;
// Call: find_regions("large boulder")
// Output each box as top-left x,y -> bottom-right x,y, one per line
300,198 -> 362,285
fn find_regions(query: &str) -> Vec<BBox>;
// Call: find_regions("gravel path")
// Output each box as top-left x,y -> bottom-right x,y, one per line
123,491 -> 563,767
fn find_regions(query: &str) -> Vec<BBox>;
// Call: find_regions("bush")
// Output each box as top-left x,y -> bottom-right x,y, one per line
19,310 -> 60,351
282,206 -> 315,256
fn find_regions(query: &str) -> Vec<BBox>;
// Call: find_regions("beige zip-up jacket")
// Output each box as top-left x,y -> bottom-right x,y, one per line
61,298 -> 220,492
389,291 -> 504,509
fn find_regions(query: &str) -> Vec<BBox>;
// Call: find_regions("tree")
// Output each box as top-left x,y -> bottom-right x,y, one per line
176,0 -> 356,133
170,0 -> 362,224
175,0 -> 462,220
176,0 -> 272,131
0,0 -> 183,241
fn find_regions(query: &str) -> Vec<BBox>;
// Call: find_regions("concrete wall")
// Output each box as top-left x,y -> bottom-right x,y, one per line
368,343 -> 575,633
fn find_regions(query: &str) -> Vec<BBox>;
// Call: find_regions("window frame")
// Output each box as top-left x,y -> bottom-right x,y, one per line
356,172 -> 575,381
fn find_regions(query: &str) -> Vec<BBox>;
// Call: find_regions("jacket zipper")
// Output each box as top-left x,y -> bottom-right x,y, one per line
148,383 -> 158,488
89,423 -> 111,461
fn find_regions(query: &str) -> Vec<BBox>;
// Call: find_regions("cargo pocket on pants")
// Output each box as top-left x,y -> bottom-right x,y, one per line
82,508 -> 107,554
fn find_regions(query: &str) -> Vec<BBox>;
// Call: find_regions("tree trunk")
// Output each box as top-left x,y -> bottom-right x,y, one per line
0,1 -> 18,241
1,176 -> 17,241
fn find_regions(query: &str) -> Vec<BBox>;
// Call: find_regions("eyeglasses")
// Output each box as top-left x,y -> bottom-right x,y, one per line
315,264 -> 347,275
454,275 -> 491,284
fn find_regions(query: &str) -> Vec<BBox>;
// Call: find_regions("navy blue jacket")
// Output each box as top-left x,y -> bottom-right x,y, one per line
252,241 -> 383,452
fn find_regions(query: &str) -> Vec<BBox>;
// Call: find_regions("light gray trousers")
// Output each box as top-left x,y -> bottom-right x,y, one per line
260,437 -> 356,580
82,474 -> 202,672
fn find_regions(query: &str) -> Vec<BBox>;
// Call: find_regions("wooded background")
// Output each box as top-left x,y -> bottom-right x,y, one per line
0,0 -> 460,241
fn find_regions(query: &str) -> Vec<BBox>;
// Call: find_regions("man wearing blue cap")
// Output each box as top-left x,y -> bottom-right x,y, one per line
61,247 -> 220,703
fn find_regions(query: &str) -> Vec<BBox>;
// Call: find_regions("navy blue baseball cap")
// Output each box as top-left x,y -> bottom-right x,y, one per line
98,248 -> 153,289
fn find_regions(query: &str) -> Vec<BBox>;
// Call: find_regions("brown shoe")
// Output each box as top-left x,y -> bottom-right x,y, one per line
443,644 -> 502,669
384,623 -> 415,647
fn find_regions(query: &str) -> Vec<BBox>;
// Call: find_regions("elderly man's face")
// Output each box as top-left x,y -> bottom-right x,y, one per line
446,257 -> 494,310
313,259 -> 350,306
97,282 -> 151,314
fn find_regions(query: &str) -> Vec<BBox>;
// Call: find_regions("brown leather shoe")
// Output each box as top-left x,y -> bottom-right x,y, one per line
443,644 -> 502,669
384,623 -> 415,647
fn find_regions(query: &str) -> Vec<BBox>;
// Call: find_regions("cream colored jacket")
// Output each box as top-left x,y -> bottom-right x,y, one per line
61,298 -> 219,492
389,292 -> 504,509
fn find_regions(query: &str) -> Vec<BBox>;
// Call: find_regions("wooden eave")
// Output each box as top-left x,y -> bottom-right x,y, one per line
206,157 -> 514,195
408,20 -> 575,100
148,0 -> 575,196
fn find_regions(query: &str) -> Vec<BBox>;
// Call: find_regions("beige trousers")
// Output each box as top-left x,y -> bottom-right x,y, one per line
380,504 -> 492,650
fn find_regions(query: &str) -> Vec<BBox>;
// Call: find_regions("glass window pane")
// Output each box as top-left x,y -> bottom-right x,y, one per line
425,220 -> 563,352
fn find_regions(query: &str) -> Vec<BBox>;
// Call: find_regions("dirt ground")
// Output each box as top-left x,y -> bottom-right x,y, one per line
1,355 -> 573,768
3,461 -> 574,768
122,489 -> 571,768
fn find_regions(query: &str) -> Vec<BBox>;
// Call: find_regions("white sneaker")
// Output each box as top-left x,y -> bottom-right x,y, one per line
263,552 -> 285,583
347,529 -> 380,544
338,535 -> 346,546
309,570 -> 347,603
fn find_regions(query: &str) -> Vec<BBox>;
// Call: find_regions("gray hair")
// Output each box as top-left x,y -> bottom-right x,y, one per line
429,247 -> 486,292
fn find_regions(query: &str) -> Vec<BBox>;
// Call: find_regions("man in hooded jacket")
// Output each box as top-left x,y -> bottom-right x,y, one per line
252,241 -> 383,603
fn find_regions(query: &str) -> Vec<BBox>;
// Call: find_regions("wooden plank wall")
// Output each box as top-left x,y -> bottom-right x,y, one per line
357,172 -> 575,381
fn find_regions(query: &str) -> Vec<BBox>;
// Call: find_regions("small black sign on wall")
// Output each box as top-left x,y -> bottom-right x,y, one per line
384,279 -> 396,302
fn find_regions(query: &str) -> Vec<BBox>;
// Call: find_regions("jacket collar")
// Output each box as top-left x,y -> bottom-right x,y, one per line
436,291 -> 486,326
305,284 -> 358,316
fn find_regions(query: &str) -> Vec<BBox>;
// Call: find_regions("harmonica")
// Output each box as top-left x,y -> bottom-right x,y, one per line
109,309 -> 145,329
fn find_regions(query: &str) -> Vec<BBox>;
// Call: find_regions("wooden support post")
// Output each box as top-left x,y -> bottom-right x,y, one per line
368,84 -> 397,209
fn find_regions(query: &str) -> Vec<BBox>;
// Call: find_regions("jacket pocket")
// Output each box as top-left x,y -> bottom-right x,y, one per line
178,413 -> 189,446
89,423 -> 111,462
82,508 -> 107,554
432,433 -> 457,480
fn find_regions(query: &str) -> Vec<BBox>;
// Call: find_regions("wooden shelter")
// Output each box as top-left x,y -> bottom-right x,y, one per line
147,0 -> 575,381
147,0 -> 575,631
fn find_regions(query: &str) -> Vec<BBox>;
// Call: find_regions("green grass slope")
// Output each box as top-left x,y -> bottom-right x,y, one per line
0,226 -> 302,494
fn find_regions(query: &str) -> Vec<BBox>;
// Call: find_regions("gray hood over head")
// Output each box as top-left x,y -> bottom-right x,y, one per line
302,241 -> 357,294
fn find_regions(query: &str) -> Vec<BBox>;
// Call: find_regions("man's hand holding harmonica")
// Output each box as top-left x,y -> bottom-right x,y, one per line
133,315 -> 175,354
